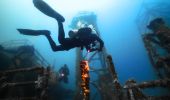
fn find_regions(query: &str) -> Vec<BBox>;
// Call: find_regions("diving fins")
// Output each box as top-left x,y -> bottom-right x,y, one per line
33,0 -> 65,22
17,29 -> 51,36
54,12 -> 65,22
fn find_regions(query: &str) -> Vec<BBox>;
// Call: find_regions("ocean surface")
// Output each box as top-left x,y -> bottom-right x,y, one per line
0,0 -> 170,99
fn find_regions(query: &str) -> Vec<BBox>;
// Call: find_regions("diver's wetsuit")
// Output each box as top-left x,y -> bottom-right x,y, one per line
18,0 -> 104,51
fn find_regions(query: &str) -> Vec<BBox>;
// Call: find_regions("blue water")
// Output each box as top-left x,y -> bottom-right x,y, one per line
0,0 -> 170,99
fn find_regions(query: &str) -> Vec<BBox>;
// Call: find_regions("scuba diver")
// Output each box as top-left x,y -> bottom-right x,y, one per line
17,0 -> 104,52
58,64 -> 70,83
